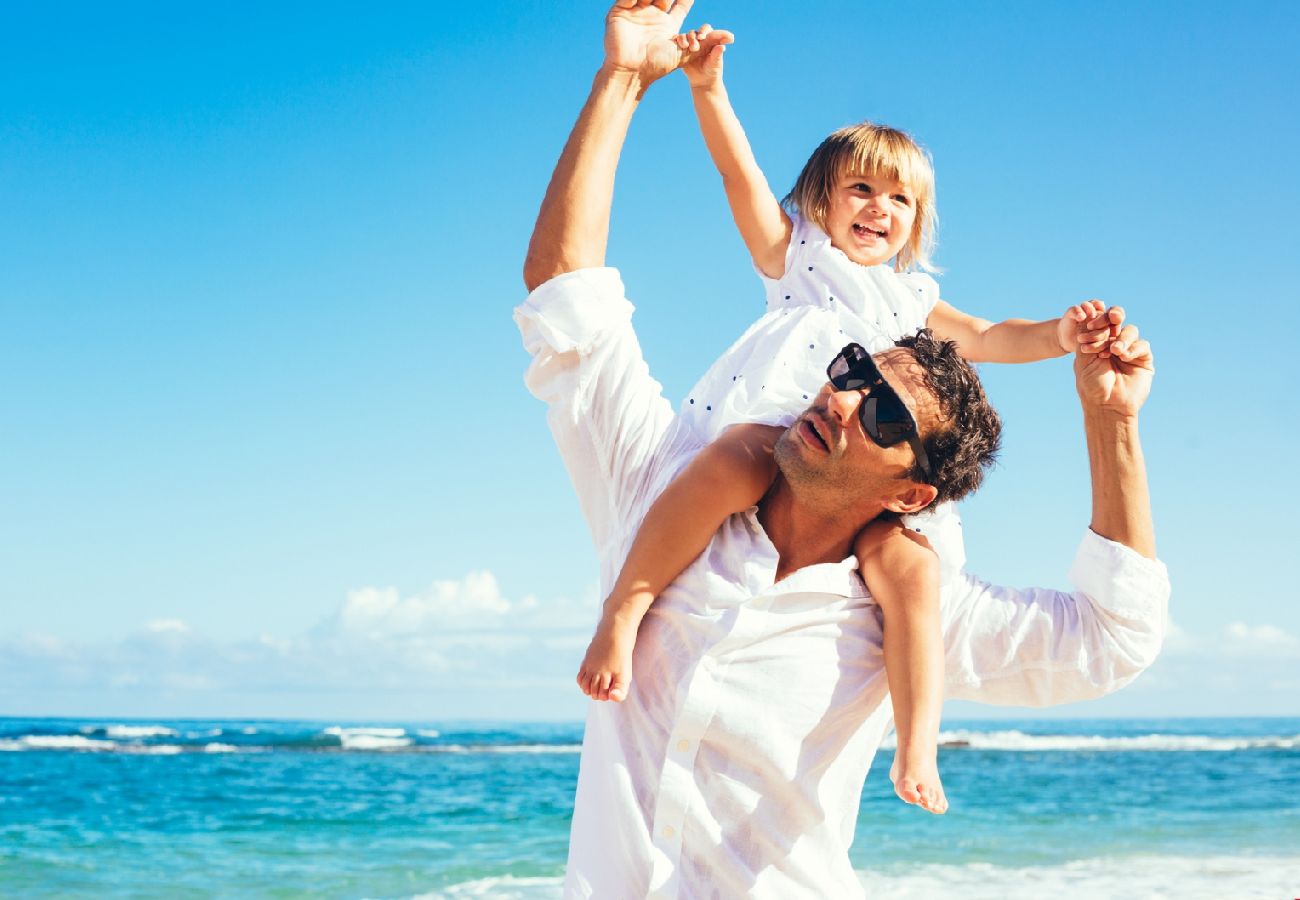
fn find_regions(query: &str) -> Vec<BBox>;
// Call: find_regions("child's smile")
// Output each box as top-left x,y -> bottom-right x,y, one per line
826,173 -> 916,268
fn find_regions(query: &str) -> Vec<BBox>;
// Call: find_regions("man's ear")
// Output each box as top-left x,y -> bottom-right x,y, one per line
883,483 -> 939,516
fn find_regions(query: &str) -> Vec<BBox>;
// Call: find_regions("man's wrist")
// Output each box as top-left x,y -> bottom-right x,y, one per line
1082,405 -> 1141,436
594,64 -> 649,99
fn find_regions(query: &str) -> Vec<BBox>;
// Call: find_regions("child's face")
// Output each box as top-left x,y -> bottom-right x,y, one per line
824,172 -> 917,267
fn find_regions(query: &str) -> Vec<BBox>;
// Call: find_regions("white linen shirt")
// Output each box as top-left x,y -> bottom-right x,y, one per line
515,268 -> 1170,900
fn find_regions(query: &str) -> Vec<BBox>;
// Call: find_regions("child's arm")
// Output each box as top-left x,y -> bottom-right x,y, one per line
675,27 -> 791,278
927,298 -> 1119,364
578,423 -> 782,701
855,518 -> 948,814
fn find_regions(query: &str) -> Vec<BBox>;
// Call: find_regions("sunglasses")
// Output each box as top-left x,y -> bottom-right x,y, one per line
826,343 -> 932,479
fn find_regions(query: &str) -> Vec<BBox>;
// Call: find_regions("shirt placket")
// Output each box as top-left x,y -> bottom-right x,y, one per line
646,651 -> 723,899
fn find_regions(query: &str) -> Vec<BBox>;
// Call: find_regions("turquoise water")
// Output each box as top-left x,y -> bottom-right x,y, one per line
2,717 -> 1297,897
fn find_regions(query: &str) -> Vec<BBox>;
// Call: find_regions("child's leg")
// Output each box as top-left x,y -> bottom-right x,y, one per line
855,519 -> 948,814
578,423 -> 782,702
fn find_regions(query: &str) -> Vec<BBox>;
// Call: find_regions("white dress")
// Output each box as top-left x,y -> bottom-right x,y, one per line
679,213 -> 966,578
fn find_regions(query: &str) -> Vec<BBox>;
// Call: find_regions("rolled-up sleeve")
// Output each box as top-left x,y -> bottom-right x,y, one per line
943,529 -> 1170,706
515,268 -> 678,558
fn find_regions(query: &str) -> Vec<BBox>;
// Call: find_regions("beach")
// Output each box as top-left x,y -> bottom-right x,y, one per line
2,716 -> 1296,898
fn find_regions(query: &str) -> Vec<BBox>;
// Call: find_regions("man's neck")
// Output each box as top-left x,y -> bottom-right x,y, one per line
756,477 -> 884,582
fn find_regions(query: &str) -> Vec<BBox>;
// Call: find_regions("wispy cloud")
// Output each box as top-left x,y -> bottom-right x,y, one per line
4,587 -> 1298,720
0,571 -> 601,718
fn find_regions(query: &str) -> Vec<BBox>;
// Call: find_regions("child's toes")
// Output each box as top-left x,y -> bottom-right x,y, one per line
895,779 -> 921,805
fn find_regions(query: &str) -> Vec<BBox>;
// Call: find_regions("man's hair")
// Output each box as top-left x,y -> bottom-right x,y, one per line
895,329 -> 1001,505
782,122 -> 938,273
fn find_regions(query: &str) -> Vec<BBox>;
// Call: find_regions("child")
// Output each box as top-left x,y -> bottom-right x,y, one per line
576,26 -> 1113,815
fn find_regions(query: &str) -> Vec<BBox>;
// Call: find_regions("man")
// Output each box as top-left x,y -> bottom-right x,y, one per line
517,2 -> 1168,896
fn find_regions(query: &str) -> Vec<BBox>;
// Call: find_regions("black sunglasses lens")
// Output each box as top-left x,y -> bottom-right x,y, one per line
828,345 -> 873,391
861,395 -> 914,447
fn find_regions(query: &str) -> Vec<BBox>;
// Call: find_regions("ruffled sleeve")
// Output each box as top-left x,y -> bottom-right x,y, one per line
894,271 -> 941,321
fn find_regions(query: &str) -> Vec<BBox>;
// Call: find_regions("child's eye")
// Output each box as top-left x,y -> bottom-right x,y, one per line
892,194 -> 912,205
852,182 -> 872,193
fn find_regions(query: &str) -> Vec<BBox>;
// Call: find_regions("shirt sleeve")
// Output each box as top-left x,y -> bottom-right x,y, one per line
514,268 -> 678,558
942,529 -> 1170,706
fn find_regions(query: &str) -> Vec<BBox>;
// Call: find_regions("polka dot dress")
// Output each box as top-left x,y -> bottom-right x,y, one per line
678,212 -> 966,578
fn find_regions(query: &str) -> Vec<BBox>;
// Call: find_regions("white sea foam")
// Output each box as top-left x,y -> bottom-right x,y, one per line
203,742 -> 240,753
423,744 -> 582,755
102,725 -> 178,739
417,729 -> 441,738
421,855 -> 1300,899
856,855 -> 1300,899
323,726 -> 406,737
414,875 -> 562,898
119,744 -> 183,755
932,729 -> 1300,752
1,735 -> 118,751
322,726 -> 412,750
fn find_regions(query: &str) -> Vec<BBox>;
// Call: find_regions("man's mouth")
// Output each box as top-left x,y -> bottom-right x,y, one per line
852,222 -> 887,240
799,415 -> 832,453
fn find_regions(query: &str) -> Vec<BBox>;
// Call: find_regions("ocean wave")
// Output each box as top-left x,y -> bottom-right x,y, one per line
0,731 -> 577,754
319,726 -> 412,750
118,744 -> 184,755
420,855 -> 1300,899
323,726 -> 407,738
428,744 -> 583,755
932,729 -> 1300,752
93,724 -> 179,739
414,875 -> 562,898
1,734 -> 119,751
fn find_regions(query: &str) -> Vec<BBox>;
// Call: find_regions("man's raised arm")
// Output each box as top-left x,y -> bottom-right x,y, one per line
941,311 -> 1166,707
1074,311 -> 1156,558
523,0 -> 727,290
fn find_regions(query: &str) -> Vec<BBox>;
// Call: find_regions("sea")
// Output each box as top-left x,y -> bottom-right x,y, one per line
1,716 -> 1296,898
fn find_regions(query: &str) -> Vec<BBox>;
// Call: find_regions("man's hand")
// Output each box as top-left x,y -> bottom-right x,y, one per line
604,0 -> 701,90
1074,311 -> 1154,419
676,24 -> 734,90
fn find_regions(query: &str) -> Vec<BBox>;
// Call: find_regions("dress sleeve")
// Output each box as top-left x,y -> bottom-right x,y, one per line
941,529 -> 1170,705
759,213 -> 812,311
896,272 -> 941,321
514,268 -> 678,556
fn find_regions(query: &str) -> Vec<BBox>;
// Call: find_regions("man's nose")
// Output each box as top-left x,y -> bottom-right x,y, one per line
825,385 -> 864,426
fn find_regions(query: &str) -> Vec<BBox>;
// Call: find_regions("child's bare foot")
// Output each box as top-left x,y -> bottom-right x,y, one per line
890,748 -> 948,814
576,612 -> 636,702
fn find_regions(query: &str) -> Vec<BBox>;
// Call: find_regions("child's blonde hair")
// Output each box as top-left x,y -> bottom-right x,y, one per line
782,122 -> 938,273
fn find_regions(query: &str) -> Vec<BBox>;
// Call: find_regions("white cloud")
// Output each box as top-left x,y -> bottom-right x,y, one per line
0,570 -> 600,714
26,575 -> 1295,720
1224,621 -> 1299,647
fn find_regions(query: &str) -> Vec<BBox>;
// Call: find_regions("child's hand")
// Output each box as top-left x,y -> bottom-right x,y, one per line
674,24 -> 733,89
1057,299 -> 1116,355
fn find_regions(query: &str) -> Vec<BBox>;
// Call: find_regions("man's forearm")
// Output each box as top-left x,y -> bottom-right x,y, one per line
523,68 -> 644,291
1084,410 -> 1156,559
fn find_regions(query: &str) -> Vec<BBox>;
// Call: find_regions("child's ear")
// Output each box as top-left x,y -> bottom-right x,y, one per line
884,483 -> 939,516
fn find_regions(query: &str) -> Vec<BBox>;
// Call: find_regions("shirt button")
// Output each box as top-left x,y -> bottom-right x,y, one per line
663,825 -> 676,839
676,739 -> 690,752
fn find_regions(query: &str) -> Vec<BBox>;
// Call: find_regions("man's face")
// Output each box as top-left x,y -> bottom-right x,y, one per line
774,347 -> 940,509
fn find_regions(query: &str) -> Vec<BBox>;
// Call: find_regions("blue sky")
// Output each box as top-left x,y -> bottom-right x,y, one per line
2,1 -> 1297,721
